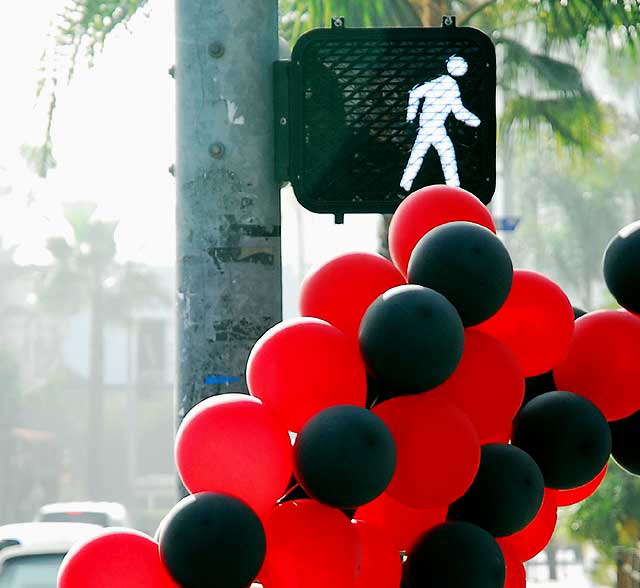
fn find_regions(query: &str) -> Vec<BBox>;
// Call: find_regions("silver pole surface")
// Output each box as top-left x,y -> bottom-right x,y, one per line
175,0 -> 282,426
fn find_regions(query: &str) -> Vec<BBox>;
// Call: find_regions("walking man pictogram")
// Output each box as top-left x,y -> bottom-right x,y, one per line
400,55 -> 481,193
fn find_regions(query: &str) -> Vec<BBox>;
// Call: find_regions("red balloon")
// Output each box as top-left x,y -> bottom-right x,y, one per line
481,429 -> 512,445
624,310 -> 640,321
352,520 -> 402,588
248,318 -> 367,432
373,394 -> 480,508
476,270 -> 574,377
499,488 -> 557,562
58,529 -> 177,588
554,463 -> 608,507
388,185 -> 496,276
500,543 -> 526,588
175,394 -> 292,517
354,492 -> 447,552
259,500 -> 360,588
431,330 -> 524,440
299,252 -> 405,343
554,310 -> 640,421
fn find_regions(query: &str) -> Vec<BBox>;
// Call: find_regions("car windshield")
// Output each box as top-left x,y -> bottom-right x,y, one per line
39,512 -> 108,527
0,554 -> 66,588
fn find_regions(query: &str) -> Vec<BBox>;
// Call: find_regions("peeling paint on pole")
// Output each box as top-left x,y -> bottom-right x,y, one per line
175,1 -> 281,425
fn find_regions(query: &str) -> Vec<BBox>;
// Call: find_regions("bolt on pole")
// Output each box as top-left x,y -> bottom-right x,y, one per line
174,0 -> 282,431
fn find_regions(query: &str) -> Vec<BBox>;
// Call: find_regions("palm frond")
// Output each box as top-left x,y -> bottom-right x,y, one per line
500,93 -> 604,151
486,0 -> 640,52
19,144 -> 57,178
53,0 -> 149,64
279,0 -> 421,42
498,37 -> 587,94
34,0 -> 148,178
535,0 -> 640,52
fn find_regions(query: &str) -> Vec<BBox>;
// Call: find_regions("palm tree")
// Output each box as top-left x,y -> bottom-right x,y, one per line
0,347 -> 21,523
37,201 -> 168,498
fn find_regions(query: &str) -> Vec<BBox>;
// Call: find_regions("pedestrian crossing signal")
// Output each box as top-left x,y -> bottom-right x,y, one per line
274,17 -> 496,221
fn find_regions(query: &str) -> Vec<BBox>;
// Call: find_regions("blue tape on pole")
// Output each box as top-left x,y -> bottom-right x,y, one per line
205,375 -> 241,385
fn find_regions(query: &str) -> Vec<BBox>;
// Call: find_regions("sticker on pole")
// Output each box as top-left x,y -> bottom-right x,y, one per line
274,17 -> 496,219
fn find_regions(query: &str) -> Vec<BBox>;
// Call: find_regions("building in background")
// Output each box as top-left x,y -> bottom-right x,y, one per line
0,258 -> 175,534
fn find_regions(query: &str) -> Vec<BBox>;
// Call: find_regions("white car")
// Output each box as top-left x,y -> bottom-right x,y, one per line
0,522 -> 103,588
34,502 -> 130,528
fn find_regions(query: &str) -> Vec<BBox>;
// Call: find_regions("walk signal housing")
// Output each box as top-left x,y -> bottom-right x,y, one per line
274,17 -> 496,221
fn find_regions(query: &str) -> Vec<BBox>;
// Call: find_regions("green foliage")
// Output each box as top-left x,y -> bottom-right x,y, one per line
499,38 -> 587,94
279,0 -> 421,41
501,93 -> 603,151
280,0 -> 640,50
19,144 -> 57,178
54,0 -> 149,61
471,0 -> 640,51
494,35 -> 607,152
568,460 -> 640,561
531,0 -> 640,51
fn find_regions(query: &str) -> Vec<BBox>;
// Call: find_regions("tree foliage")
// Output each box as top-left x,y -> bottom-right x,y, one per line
568,460 -> 640,561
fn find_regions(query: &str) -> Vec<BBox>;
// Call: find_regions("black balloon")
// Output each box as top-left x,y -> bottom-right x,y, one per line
294,405 -> 396,508
573,306 -> 587,319
366,373 -> 390,407
279,475 -> 310,502
512,391 -> 611,489
403,522 -> 505,588
407,221 -> 513,326
159,492 -> 266,588
603,221 -> 640,314
359,284 -> 464,393
279,474 -> 355,518
522,371 -> 557,410
367,372 -> 409,406
448,443 -> 544,537
610,410 -> 640,475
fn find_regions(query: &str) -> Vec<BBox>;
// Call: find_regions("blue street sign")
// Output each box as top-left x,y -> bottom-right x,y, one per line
495,215 -> 521,232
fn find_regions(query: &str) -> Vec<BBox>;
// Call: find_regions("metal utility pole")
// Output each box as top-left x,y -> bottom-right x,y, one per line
175,1 -> 282,424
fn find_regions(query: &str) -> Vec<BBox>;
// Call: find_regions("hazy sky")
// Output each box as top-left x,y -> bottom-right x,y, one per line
1,0 -> 379,275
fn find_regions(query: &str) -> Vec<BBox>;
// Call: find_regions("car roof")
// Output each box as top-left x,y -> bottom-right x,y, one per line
0,522 -> 103,547
0,543 -> 72,574
37,502 -> 128,517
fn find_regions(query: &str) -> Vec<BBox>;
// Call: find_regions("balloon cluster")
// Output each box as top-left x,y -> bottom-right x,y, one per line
57,187 -> 640,588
